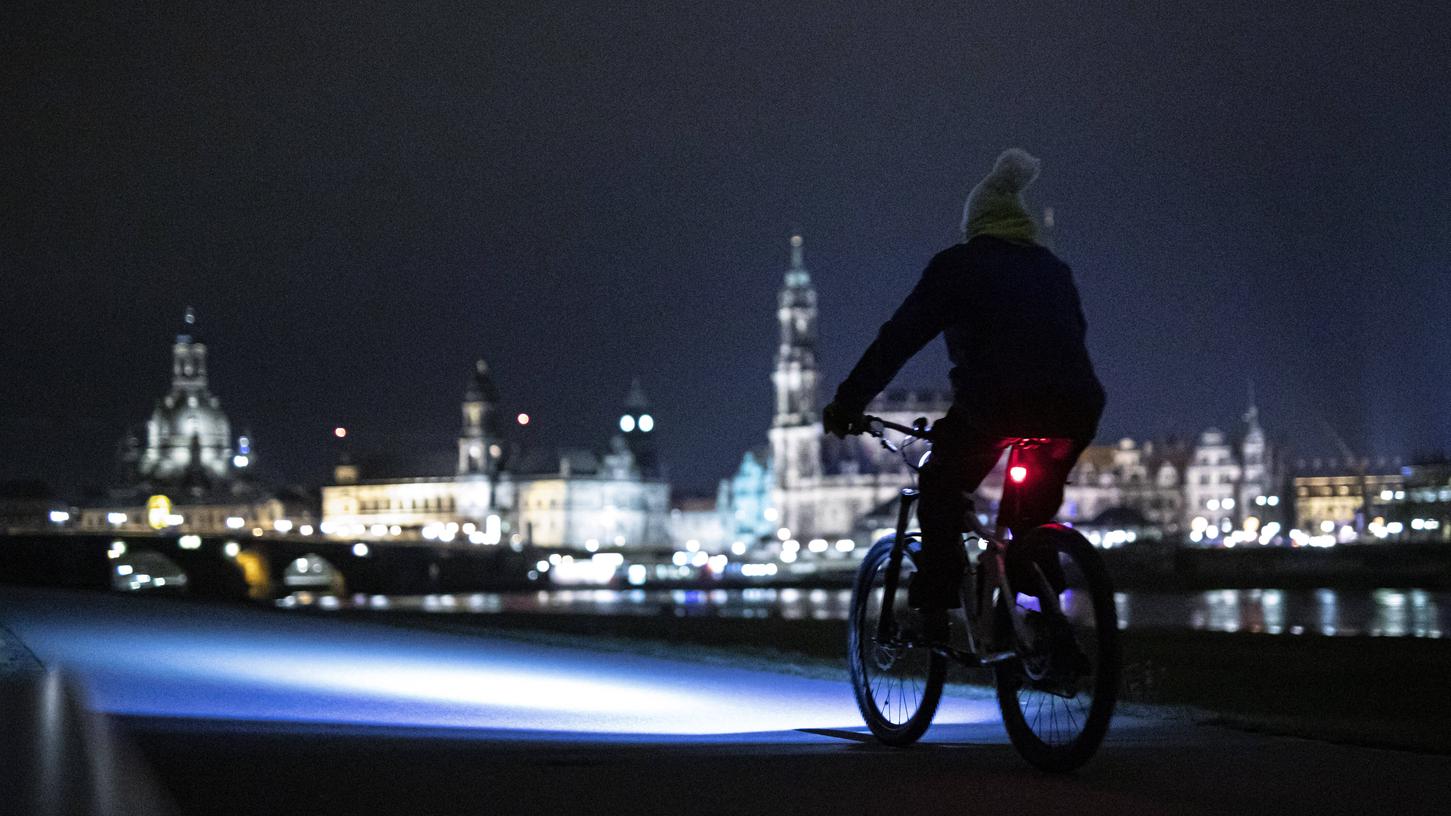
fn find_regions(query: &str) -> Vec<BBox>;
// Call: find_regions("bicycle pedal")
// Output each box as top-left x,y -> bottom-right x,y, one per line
934,644 -> 969,661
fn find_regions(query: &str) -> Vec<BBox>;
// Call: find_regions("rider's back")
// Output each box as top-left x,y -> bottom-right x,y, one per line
831,149 -> 1106,443
938,235 -> 1104,439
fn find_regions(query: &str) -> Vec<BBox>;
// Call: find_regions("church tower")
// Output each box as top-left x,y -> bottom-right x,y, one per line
617,377 -> 659,477
772,233 -> 819,427
768,233 -> 823,534
1237,386 -> 1273,518
458,358 -> 501,476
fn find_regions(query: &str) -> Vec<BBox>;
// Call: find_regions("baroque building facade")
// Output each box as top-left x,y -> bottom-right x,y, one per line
321,362 -> 670,549
134,307 -> 235,483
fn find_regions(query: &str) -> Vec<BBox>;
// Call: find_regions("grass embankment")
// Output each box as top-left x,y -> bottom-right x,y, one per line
343,609 -> 1451,754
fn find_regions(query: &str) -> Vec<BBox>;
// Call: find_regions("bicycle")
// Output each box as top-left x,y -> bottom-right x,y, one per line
846,414 -> 1120,772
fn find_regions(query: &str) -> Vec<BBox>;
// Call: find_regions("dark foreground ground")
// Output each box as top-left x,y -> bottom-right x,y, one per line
397,609 -> 1451,754
119,717 -> 1451,816
4,587 -> 1451,816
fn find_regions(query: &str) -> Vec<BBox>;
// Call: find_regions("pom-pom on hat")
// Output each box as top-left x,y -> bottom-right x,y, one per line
961,148 -> 1041,243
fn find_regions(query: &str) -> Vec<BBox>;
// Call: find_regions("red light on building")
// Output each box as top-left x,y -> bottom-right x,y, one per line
1009,465 -> 1028,483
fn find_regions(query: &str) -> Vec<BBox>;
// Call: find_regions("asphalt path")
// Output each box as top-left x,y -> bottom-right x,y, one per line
2,586 -> 1448,815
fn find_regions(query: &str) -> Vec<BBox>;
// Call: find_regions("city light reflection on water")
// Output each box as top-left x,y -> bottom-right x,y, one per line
287,586 -> 1448,639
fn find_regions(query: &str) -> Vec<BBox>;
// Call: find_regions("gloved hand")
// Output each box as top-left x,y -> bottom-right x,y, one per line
822,402 -> 866,438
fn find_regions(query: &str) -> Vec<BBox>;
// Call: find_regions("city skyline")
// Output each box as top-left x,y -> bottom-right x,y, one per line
2,271 -> 1437,500
5,2 -> 1449,494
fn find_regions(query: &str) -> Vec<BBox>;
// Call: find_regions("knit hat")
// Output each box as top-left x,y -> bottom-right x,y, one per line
961,148 -> 1041,243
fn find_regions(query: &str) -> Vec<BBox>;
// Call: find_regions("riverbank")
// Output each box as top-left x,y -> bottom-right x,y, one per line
1103,541 -> 1451,591
330,608 -> 1451,754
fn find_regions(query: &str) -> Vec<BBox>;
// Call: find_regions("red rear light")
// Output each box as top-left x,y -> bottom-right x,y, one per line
1009,465 -> 1028,483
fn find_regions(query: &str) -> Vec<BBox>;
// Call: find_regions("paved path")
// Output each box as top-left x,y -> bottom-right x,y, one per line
2,586 -> 1449,815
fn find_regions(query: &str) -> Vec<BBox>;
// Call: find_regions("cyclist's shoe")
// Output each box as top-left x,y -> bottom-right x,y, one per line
898,608 -> 951,646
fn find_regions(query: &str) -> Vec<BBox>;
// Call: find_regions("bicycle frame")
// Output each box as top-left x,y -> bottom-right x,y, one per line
865,416 -> 1047,668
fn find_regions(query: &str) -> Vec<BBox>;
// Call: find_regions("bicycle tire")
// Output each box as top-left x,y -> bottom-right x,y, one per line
993,524 -> 1120,771
848,534 -> 946,745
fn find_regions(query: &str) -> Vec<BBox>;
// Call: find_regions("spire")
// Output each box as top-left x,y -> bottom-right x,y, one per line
178,306 -> 199,343
1243,380 -> 1261,430
465,358 -> 499,403
624,377 -> 649,410
785,233 -> 810,287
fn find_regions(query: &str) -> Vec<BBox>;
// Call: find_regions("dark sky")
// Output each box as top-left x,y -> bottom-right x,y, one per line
4,1 -> 1449,496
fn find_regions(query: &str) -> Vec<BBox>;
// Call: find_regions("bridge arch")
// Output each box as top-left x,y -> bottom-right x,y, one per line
282,553 -> 346,595
111,549 -> 188,593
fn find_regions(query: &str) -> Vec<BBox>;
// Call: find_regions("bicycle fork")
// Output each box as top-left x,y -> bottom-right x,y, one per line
874,487 -> 918,644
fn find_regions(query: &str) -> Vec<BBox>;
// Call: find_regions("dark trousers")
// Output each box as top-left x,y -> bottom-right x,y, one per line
909,406 -> 1091,610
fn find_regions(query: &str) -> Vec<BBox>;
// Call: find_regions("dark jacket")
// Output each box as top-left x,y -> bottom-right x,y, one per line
833,235 -> 1106,439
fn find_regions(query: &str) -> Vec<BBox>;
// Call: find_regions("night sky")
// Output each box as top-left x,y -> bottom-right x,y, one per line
4,1 -> 1448,496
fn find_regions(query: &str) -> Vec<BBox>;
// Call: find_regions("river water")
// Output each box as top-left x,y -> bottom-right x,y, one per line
286,586 -> 1449,639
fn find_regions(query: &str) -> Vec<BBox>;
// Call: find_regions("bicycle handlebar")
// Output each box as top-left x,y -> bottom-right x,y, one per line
861,414 -> 931,440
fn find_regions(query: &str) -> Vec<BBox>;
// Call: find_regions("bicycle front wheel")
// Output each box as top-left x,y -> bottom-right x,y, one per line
848,535 -> 945,745
993,524 -> 1120,772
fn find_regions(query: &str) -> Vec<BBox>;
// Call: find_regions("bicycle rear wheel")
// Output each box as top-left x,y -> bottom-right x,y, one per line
993,524 -> 1120,771
848,535 -> 945,745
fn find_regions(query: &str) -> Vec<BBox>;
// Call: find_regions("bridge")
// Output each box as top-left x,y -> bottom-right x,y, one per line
0,532 -> 537,601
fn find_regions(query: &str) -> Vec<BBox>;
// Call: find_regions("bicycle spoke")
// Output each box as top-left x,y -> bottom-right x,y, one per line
1062,696 -> 1080,734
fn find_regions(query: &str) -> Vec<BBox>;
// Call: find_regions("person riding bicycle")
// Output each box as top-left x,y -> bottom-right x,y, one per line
822,148 -> 1106,643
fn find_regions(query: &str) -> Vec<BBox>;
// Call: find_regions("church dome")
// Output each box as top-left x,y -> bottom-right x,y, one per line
133,310 -> 236,484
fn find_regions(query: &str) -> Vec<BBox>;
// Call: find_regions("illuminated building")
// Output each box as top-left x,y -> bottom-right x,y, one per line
1385,460 -> 1451,542
68,310 -> 314,536
321,362 -> 669,548
1062,438 -> 1189,538
1293,460 -> 1405,536
716,449 -> 774,550
134,307 -> 235,482
669,494 -> 727,554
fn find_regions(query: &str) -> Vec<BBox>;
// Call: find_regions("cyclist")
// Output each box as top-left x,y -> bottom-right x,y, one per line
822,148 -> 1106,643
